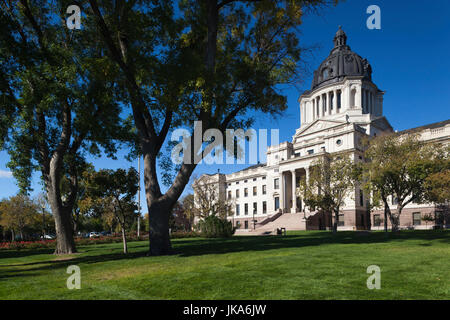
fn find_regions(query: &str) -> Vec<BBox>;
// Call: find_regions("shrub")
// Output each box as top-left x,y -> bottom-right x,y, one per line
170,231 -> 200,239
0,233 -> 149,251
197,215 -> 235,238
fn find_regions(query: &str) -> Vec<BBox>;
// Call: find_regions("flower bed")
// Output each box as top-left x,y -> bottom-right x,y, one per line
0,234 -> 149,251
0,231 -> 200,250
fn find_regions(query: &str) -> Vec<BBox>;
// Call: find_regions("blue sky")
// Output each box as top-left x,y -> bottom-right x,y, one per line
1,0 -> 449,212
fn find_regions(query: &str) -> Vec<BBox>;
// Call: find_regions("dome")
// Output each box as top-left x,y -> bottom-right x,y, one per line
311,27 -> 372,90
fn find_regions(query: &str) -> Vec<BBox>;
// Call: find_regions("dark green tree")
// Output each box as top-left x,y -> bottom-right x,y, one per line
84,168 -> 139,254
86,0 -> 336,255
0,1 -> 128,253
362,133 -> 447,232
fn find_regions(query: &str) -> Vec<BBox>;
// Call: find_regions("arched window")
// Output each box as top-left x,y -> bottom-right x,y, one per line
322,68 -> 329,80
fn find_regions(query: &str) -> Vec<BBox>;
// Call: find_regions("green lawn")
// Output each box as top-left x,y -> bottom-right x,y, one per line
0,230 -> 449,299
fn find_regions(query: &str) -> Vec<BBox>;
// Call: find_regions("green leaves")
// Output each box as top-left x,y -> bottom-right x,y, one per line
362,133 -> 448,211
299,154 -> 355,214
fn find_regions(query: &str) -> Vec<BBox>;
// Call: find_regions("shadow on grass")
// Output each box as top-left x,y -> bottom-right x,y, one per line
173,230 -> 450,257
0,230 -> 448,280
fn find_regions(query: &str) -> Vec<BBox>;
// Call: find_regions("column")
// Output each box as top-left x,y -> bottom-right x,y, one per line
280,172 -> 284,213
312,99 -> 315,120
321,94 -> 326,117
305,167 -> 310,214
291,170 -> 297,213
328,92 -> 332,115
356,87 -> 362,109
316,96 -> 320,119
300,103 -> 303,124
302,102 -> 306,123
333,90 -> 338,114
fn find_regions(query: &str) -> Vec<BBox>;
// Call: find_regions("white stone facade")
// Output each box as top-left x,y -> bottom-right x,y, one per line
193,28 -> 450,231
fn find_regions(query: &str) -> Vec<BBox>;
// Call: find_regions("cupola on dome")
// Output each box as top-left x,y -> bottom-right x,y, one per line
311,27 -> 372,90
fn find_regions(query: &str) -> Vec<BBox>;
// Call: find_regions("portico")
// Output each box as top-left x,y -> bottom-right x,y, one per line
279,167 -> 308,214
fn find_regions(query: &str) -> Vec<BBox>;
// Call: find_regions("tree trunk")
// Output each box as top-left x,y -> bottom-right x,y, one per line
73,211 -> 80,235
45,151 -> 77,254
384,204 -> 388,233
148,201 -> 172,256
333,210 -> 338,234
121,225 -> 128,254
366,209 -> 372,231
53,207 -> 76,254
48,186 -> 76,254
394,204 -> 404,232
389,213 -> 399,232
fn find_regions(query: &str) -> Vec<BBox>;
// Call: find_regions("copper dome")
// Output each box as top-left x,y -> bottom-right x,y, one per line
311,27 -> 372,90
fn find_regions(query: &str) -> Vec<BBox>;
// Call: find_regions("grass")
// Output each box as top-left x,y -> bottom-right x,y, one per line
0,230 -> 449,300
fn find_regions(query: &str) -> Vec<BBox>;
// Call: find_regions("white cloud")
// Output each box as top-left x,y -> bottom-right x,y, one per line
0,170 -> 13,178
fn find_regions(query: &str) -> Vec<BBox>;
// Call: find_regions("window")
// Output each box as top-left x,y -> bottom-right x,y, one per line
263,201 -> 267,214
262,177 -> 266,180
244,221 -> 248,229
373,214 -> 381,227
253,202 -> 257,215
413,212 -> 421,226
244,180 -> 248,183
244,203 -> 248,215
392,196 -> 398,205
236,181 -> 239,185
227,190 -> 231,200
236,221 -> 241,229
236,189 -> 239,198
336,139 -> 342,146
236,204 -> 240,216
307,149 -> 314,155
338,214 -> 345,226
330,92 -> 334,110
253,178 -> 256,181
262,185 -> 267,195
337,91 -> 342,109
274,178 -> 279,189
360,192 -> 364,206
322,68 -> 329,79
274,197 -> 280,210
244,188 -> 248,197
253,186 -> 257,196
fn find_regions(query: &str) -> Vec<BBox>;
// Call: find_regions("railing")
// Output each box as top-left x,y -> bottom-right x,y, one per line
256,211 -> 283,227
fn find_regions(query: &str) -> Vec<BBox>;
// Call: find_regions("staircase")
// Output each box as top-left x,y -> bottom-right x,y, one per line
248,213 -> 307,235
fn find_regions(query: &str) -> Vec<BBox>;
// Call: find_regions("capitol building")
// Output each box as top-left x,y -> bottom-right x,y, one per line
194,28 -> 450,233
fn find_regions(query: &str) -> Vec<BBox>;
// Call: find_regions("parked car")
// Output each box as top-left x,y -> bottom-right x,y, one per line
41,234 -> 55,240
100,231 -> 111,236
89,232 -> 101,238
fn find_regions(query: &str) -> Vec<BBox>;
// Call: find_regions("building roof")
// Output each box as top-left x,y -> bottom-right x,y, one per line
398,119 -> 450,134
310,27 -> 373,91
235,163 -> 265,173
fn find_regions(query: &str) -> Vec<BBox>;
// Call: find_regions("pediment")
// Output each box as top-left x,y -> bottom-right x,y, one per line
293,119 -> 346,139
